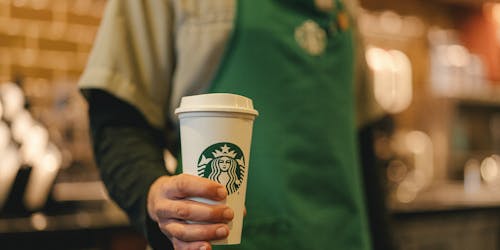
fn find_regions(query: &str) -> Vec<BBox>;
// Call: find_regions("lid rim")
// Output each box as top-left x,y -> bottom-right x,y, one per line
175,107 -> 259,116
175,93 -> 258,116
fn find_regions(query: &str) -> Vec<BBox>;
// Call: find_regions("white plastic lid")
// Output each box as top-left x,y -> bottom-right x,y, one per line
175,93 -> 259,116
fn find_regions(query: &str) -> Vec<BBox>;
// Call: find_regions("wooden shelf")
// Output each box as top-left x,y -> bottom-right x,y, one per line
435,84 -> 500,108
434,0 -> 489,7
0,200 -> 128,233
390,181 -> 500,213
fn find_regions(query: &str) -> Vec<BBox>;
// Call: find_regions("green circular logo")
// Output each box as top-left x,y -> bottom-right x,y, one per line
197,142 -> 245,195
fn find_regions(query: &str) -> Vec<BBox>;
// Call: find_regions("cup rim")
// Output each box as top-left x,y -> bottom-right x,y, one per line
175,93 -> 259,116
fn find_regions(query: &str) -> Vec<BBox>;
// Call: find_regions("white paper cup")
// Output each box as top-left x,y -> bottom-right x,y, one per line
175,93 -> 258,245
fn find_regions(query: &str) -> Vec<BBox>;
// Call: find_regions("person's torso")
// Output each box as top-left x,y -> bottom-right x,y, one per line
176,0 -> 372,249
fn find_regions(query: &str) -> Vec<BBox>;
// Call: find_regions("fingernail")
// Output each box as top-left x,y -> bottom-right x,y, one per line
199,246 -> 207,250
217,187 -> 227,199
216,227 -> 228,237
223,208 -> 234,220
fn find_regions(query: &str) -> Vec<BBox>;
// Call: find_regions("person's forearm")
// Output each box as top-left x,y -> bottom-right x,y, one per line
82,89 -> 172,249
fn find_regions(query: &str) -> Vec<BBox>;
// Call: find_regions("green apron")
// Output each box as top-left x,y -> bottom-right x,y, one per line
208,0 -> 371,249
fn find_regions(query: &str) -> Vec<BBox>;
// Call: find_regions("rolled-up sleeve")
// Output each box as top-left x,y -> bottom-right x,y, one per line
79,0 -> 174,129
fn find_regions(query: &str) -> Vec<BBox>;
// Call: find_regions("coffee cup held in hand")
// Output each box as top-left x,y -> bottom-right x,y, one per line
175,93 -> 258,245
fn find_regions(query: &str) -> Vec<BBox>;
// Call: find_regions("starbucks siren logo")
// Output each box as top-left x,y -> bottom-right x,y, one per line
197,142 -> 245,195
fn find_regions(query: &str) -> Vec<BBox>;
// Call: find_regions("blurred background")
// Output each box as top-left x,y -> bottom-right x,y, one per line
0,0 -> 499,249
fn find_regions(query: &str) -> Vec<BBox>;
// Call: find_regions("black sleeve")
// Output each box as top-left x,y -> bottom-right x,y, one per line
358,115 -> 396,250
81,89 -> 173,250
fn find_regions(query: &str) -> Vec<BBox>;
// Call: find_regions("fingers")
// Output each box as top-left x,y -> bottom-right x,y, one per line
154,199 -> 234,223
160,219 -> 230,242
147,175 -> 233,248
164,174 -> 227,201
171,238 -> 211,250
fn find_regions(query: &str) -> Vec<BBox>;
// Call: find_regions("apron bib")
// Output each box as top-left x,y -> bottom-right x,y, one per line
207,0 -> 371,249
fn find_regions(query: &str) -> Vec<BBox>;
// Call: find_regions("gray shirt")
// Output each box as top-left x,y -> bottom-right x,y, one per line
79,0 -> 381,129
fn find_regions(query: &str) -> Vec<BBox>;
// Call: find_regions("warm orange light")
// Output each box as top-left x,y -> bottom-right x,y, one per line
484,2 -> 500,25
492,3 -> 500,24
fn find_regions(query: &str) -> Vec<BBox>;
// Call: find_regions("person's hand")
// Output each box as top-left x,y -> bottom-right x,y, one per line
147,174 -> 233,250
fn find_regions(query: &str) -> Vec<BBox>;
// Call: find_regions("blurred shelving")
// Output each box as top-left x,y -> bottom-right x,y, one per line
0,0 -> 105,183
391,181 -> 500,213
0,0 -> 113,239
0,0 -> 105,81
0,200 -> 128,234
454,93 -> 500,107
435,83 -> 500,107
436,0 -> 493,7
